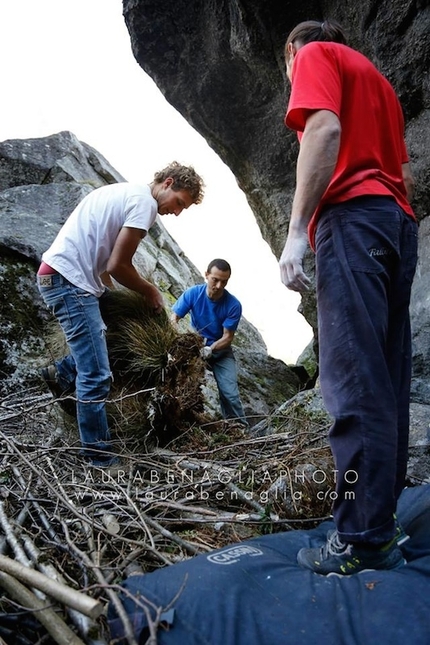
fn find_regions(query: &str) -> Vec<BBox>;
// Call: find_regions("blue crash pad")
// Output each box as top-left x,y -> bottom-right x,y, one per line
108,484 -> 430,645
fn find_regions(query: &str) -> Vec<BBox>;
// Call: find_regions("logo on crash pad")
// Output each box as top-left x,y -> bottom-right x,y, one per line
207,545 -> 263,565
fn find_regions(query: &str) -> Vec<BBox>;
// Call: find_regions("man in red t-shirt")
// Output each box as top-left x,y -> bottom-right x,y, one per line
279,20 -> 418,575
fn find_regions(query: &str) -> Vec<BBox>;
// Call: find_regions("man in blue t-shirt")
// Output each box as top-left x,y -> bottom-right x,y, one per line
172,259 -> 248,427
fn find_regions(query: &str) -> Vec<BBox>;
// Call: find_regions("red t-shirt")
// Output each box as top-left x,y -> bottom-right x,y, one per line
285,41 -> 415,248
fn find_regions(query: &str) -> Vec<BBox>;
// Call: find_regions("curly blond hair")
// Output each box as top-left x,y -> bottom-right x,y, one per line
153,161 -> 205,204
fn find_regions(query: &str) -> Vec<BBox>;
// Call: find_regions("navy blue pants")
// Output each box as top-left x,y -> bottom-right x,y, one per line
315,197 -> 418,544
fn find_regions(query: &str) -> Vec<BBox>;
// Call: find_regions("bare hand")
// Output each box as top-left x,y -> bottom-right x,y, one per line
279,230 -> 311,292
146,285 -> 165,314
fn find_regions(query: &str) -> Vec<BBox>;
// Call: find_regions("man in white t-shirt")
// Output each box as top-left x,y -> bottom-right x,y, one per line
37,162 -> 204,468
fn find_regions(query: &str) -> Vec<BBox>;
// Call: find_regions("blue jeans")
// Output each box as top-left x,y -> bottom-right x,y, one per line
37,274 -> 116,466
209,348 -> 248,425
316,196 -> 418,544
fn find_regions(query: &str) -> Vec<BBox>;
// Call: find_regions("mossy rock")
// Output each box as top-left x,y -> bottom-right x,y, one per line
0,255 -> 47,392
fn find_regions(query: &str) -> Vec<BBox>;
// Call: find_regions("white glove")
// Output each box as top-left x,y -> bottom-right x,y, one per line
200,346 -> 213,360
279,230 -> 311,292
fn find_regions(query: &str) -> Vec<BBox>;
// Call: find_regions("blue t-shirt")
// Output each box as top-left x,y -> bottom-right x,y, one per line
172,284 -> 242,346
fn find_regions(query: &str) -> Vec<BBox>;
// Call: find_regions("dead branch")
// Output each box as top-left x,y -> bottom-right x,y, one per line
0,570 -> 85,645
0,370 -> 335,643
22,534 -> 102,641
0,554 -> 103,619
0,501 -> 32,566
61,520 -> 139,645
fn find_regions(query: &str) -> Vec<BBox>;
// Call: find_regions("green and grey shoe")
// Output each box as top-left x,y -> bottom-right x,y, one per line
297,530 -> 406,576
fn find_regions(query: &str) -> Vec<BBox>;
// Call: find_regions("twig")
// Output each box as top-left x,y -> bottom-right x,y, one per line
142,515 -> 203,555
61,520 -> 139,645
23,534 -> 102,642
0,501 -> 32,566
0,500 -> 29,556
0,554 -> 103,619
12,464 -> 62,544
0,570 -> 85,645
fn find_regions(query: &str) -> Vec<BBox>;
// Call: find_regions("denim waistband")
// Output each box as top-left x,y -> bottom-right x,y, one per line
37,272 -> 69,288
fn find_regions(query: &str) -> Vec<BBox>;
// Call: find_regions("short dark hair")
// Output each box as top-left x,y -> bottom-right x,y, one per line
153,161 -> 205,204
206,258 -> 231,275
285,19 -> 348,54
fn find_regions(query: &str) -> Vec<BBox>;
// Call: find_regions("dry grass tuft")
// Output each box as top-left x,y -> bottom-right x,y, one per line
100,290 -> 178,381
45,288 -> 210,447
100,290 -> 208,445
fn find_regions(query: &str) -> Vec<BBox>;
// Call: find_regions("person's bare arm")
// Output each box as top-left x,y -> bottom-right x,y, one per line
106,227 -> 164,313
100,271 -> 115,289
210,328 -> 235,352
402,162 -> 415,202
279,109 -> 341,292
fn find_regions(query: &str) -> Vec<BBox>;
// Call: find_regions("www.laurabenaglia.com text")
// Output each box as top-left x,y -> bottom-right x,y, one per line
70,467 -> 359,503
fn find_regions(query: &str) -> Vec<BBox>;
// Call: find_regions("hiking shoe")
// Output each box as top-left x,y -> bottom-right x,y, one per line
41,365 -> 76,417
297,530 -> 406,576
91,460 -> 128,484
224,420 -> 249,433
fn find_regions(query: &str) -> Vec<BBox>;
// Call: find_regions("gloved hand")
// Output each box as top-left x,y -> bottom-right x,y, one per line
200,346 -> 213,360
279,229 -> 311,292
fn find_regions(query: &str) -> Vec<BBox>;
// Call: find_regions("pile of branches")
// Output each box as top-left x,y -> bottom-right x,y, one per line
0,287 -> 341,643
0,385 -> 336,644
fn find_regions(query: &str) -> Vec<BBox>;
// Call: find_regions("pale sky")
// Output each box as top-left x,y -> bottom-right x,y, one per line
0,0 -> 312,363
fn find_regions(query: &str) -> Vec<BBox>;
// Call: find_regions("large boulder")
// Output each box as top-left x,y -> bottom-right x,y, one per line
0,130 -> 125,191
410,216 -> 430,404
122,0 -> 430,240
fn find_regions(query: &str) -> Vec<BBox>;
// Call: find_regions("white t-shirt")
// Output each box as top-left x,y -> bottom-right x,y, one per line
43,183 -> 158,297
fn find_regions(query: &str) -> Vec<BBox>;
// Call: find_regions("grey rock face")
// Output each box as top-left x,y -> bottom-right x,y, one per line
0,183 -> 93,262
0,130 -> 125,191
410,217 -> 430,404
122,0 -> 430,248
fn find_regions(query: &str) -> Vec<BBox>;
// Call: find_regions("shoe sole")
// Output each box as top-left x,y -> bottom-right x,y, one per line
396,534 -> 410,546
324,558 -> 407,577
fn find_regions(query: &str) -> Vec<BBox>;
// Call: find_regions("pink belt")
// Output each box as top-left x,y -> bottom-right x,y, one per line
37,262 -> 58,276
